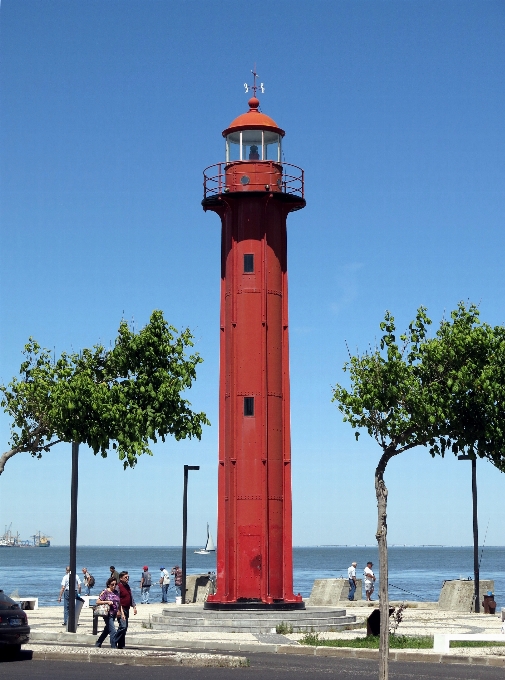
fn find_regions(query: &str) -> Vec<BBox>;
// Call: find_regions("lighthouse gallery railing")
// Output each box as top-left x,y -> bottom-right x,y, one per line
203,162 -> 304,200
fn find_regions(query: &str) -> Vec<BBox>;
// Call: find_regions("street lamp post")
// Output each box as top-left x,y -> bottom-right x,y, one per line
68,441 -> 79,632
181,465 -> 200,605
458,454 -> 479,613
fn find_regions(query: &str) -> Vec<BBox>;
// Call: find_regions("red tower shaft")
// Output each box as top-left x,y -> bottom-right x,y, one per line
203,99 -> 305,609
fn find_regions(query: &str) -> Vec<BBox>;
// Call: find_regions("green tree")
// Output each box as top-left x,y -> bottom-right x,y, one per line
331,303 -> 505,680
423,306 -> 505,472
0,310 -> 210,475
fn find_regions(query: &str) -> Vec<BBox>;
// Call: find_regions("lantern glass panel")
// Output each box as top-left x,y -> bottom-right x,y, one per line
242,130 -> 263,161
264,132 -> 280,161
226,132 -> 241,162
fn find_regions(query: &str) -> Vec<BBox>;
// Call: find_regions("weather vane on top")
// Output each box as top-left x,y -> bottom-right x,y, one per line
244,67 -> 265,98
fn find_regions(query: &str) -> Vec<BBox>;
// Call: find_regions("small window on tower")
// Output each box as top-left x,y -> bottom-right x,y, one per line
244,397 -> 255,417
243,254 -> 254,273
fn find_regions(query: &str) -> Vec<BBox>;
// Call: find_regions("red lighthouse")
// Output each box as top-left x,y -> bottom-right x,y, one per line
203,75 -> 305,609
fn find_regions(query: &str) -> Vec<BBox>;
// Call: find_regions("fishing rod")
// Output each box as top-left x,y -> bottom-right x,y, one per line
479,517 -> 490,569
388,582 -> 424,600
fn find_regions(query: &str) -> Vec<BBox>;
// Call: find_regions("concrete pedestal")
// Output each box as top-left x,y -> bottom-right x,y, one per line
308,579 -> 363,605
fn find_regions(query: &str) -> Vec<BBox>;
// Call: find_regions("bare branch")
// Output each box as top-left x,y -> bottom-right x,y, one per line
0,448 -> 22,476
0,437 -> 62,476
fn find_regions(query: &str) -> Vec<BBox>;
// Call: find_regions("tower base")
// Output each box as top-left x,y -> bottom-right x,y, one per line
204,600 -> 305,611
151,604 -> 356,634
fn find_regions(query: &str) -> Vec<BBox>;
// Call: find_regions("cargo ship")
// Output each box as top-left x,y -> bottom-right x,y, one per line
0,525 -> 51,547
32,531 -> 51,547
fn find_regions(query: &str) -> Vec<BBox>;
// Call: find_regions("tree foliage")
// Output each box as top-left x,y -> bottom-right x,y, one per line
0,310 -> 210,474
332,302 -> 505,680
334,302 -> 505,465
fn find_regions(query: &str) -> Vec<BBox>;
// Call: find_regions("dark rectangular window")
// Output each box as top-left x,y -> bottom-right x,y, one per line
244,397 -> 255,417
243,254 -> 254,273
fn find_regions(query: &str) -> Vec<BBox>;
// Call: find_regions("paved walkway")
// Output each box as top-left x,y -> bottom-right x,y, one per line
24,601 -> 505,664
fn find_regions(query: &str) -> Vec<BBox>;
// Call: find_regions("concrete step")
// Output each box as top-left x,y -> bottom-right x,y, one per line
151,618 -> 356,628
160,607 -> 348,619
151,615 -> 355,624
150,622 -> 356,633
150,605 -> 357,634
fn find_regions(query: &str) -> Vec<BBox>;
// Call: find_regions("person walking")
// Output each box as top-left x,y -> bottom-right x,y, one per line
95,576 -> 122,648
159,567 -> 170,603
109,565 -> 120,584
82,567 -> 94,596
115,571 -> 137,649
140,565 -> 152,604
347,562 -> 358,601
57,566 -> 81,627
171,565 -> 183,601
364,561 -> 376,601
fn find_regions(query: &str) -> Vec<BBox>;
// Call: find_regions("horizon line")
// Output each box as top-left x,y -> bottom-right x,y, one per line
35,544 -> 505,549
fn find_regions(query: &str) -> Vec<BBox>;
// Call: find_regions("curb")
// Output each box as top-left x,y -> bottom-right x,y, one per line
306,647 -> 505,667
27,648 -> 248,667
28,632 -> 505,667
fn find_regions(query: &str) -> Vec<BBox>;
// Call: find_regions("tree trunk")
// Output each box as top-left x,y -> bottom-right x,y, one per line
375,448 -> 395,680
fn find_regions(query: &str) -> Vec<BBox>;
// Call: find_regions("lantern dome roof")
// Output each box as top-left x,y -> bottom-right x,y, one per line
222,97 -> 285,137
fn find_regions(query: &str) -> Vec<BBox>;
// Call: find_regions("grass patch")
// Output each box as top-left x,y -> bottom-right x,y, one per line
299,633 -> 433,649
450,640 -> 505,648
275,622 -> 294,635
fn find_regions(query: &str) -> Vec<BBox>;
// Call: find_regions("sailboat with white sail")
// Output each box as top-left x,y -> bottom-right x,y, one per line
194,523 -> 215,555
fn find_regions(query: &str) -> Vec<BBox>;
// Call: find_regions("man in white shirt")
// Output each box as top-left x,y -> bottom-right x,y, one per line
159,567 -> 171,603
347,562 -> 357,601
364,561 -> 376,601
58,566 -> 81,626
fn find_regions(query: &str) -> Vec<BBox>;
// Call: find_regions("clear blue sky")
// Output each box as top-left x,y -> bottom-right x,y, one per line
1,0 -> 504,547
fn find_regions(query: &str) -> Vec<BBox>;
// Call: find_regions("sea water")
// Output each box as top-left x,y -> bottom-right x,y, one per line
0,546 -> 503,608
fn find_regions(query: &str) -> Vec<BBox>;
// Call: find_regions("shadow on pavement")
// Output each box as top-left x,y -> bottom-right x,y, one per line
0,649 -> 33,663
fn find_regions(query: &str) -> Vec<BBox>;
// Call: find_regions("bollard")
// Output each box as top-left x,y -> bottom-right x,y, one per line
92,612 -> 98,635
482,593 -> 496,615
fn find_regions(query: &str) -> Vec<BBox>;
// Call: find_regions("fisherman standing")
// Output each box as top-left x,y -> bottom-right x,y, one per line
347,561 -> 358,601
58,566 -> 81,626
140,565 -> 152,604
364,561 -> 376,601
159,567 -> 170,603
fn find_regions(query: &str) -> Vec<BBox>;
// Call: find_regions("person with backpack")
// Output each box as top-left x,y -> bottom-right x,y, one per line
82,567 -> 95,596
140,565 -> 152,604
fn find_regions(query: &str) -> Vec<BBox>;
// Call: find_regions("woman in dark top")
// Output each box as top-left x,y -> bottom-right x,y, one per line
95,576 -> 122,648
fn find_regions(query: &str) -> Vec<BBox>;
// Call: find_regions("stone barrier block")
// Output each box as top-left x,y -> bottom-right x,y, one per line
438,579 -> 495,612
308,578 -> 363,605
184,574 -> 213,603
